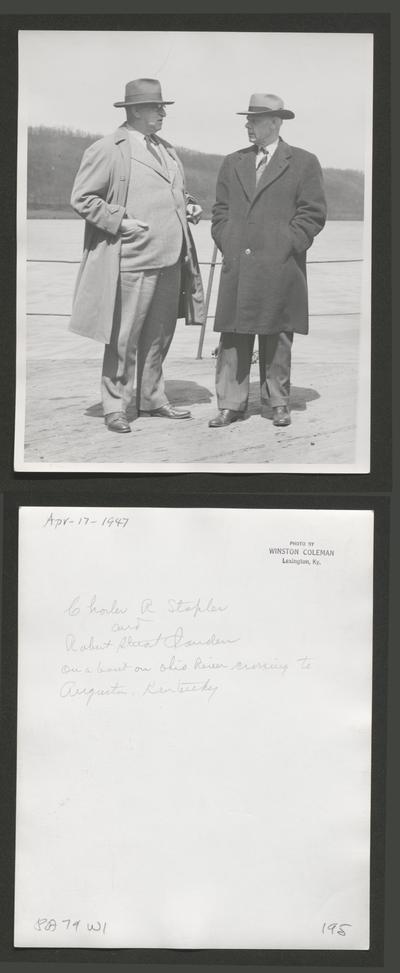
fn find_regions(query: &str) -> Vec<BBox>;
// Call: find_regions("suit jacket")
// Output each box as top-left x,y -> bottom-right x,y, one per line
211,138 -> 327,335
119,134 -> 185,270
69,124 -> 205,344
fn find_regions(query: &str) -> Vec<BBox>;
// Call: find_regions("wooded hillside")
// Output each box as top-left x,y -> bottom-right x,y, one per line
27,126 -> 364,220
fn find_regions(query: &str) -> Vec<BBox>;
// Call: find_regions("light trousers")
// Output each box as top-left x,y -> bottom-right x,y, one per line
101,262 -> 181,416
215,331 -> 293,412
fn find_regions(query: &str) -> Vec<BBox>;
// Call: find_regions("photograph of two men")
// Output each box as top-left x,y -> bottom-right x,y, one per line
5,19 -> 391,961
16,29 -> 373,473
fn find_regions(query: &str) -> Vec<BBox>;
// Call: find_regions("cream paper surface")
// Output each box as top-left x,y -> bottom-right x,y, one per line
15,506 -> 373,949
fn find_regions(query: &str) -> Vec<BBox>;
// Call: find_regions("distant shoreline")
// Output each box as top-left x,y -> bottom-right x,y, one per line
27,210 -> 363,222
28,127 -> 365,222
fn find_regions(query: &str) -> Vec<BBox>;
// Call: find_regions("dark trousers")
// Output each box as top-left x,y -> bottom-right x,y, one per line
215,332 -> 293,412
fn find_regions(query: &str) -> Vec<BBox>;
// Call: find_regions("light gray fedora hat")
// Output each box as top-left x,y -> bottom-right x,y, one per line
237,93 -> 295,118
114,78 -> 174,108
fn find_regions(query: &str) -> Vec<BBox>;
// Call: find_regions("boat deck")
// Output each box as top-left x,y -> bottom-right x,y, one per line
22,313 -> 360,468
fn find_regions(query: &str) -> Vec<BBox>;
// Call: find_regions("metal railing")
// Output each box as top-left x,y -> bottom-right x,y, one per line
26,244 -> 363,360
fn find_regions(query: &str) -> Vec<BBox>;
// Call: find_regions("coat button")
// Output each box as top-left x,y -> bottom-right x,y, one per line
245,248 -> 251,254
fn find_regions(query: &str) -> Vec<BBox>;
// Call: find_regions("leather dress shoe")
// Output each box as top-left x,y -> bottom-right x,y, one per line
209,409 -> 244,428
104,412 -> 131,433
140,404 -> 192,419
272,405 -> 291,427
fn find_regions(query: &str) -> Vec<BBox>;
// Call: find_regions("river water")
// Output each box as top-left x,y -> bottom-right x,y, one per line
26,219 -> 364,319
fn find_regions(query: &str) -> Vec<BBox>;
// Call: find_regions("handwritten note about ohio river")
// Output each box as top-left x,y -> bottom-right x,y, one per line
60,594 -> 314,706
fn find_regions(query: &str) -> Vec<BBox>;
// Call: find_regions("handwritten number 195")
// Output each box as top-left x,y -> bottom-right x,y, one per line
322,922 -> 352,937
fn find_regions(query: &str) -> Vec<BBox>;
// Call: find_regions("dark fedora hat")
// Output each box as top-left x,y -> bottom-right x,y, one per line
114,78 -> 174,108
237,93 -> 295,119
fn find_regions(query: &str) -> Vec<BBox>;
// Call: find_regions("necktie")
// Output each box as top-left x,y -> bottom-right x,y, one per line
145,135 -> 163,167
256,147 -> 269,183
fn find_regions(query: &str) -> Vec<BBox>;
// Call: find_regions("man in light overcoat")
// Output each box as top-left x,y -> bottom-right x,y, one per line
209,93 -> 327,429
70,78 -> 205,433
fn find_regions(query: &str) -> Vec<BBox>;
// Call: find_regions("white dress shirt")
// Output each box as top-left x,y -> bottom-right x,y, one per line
127,127 -> 167,170
256,137 -> 279,169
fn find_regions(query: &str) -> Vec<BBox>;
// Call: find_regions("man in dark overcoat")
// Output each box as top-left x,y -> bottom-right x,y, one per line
209,93 -> 327,428
70,78 -> 205,434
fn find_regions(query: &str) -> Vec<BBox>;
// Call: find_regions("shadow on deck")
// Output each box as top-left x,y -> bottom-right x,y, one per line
84,381 -> 320,422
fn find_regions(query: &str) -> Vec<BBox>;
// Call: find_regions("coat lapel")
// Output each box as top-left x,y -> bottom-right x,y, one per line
114,126 -> 132,197
251,140 -> 291,203
130,137 -> 171,181
155,137 -> 180,186
115,125 -> 172,183
234,148 -> 257,201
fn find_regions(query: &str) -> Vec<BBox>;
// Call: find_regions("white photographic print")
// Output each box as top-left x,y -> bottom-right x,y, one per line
15,30 -> 373,472
15,506 -> 373,948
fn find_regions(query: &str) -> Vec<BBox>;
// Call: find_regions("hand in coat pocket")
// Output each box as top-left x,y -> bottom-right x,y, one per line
121,218 -> 149,239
